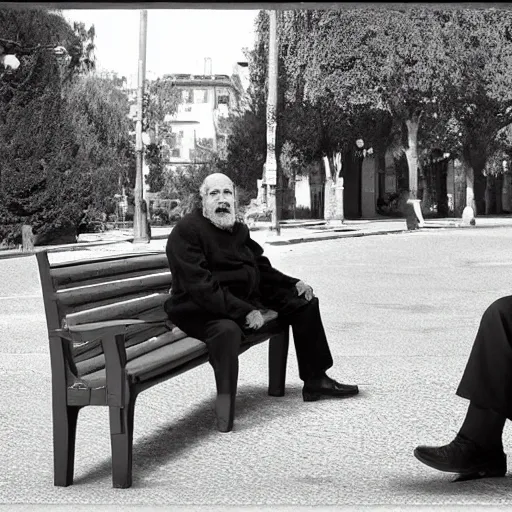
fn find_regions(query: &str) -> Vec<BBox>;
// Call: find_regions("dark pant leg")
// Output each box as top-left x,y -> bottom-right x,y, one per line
170,314 -> 244,395
457,295 -> 512,420
278,297 -> 334,381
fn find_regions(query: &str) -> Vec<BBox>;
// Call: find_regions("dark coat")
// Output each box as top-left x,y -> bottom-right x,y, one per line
164,209 -> 303,327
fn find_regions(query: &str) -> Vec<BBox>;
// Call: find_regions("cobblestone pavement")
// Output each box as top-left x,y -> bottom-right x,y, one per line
2,223 -> 512,510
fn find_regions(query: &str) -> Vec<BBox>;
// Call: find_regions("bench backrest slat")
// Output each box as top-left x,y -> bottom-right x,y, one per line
64,293 -> 169,327
51,252 -> 169,287
57,268 -> 171,290
56,272 -> 172,308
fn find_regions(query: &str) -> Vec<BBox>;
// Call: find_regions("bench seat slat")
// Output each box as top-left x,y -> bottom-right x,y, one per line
75,327 -> 189,376
81,336 -> 208,389
56,272 -> 172,307
64,293 -> 169,327
73,323 -> 172,363
51,253 -> 169,287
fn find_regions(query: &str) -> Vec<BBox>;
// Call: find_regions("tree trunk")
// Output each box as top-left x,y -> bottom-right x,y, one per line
323,155 -> 336,221
462,157 -> 476,221
376,147 -> 386,204
453,158 -> 466,217
484,174 -> 496,215
404,117 -> 420,199
293,176 -> 297,220
503,171 -> 512,213
474,167 -> 486,216
496,173 -> 503,214
437,160 -> 449,217
420,166 -> 431,215
333,151 -> 344,221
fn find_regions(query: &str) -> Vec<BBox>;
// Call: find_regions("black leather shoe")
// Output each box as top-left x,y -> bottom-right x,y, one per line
414,434 -> 507,481
302,374 -> 359,401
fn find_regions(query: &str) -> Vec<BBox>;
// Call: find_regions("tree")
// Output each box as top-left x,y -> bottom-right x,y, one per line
64,74 -> 134,229
435,9 -> 512,219
145,77 -> 180,134
297,8 -> 451,209
0,8 -> 83,245
141,77 -> 180,194
144,142 -> 165,193
0,8 -> 133,245
70,21 -> 95,75
211,20 -> 269,204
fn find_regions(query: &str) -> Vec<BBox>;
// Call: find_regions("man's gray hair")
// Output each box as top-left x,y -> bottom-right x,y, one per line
199,173 -> 234,198
199,180 -> 208,198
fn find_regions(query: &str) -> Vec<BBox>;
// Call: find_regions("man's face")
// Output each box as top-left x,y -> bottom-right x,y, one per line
202,175 -> 236,229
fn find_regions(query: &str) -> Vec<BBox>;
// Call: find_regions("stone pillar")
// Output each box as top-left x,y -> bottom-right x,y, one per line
334,178 -> 344,222
404,198 -> 425,230
21,225 -> 34,252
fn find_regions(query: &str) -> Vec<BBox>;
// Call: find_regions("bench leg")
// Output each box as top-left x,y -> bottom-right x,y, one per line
109,397 -> 136,489
268,329 -> 290,397
53,405 -> 81,486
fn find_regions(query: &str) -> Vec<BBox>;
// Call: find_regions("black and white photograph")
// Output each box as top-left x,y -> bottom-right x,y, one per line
2,2 -> 512,511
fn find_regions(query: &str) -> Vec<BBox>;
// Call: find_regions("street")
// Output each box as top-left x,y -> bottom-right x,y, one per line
2,227 -> 512,507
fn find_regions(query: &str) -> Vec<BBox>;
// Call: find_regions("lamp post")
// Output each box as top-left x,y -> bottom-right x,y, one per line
133,9 -> 149,244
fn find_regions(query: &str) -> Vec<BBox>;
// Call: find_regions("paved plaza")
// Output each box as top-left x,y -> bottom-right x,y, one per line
2,223 -> 512,510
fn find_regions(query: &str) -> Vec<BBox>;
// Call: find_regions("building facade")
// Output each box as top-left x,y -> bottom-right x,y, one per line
162,62 -> 249,168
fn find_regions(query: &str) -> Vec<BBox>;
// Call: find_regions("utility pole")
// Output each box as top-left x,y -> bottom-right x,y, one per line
133,9 -> 149,244
265,10 -> 280,235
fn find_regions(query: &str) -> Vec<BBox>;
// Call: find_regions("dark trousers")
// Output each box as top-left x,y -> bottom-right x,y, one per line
173,297 -> 334,394
457,295 -> 512,420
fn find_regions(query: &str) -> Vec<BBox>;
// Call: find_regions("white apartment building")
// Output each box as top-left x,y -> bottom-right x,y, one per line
162,59 -> 250,168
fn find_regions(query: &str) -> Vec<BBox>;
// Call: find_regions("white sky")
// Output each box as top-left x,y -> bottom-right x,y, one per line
62,9 -> 259,79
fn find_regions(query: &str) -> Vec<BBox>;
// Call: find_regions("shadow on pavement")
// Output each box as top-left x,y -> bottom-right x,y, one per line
73,384 -> 305,487
394,474 -> 512,497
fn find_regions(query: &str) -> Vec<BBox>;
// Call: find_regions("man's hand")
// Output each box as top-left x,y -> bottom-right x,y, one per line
244,310 -> 265,330
296,280 -> 314,301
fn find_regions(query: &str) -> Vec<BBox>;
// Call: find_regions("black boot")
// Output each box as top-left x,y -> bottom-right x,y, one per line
414,434 -> 507,480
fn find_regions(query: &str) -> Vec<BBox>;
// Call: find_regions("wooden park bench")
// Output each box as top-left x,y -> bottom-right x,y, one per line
36,250 -> 290,489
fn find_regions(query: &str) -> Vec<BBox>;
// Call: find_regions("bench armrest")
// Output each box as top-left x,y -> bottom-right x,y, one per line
51,318 -> 171,408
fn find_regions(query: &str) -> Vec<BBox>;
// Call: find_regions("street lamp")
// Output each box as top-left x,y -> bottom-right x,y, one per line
0,54 -> 20,71
0,42 -> 69,74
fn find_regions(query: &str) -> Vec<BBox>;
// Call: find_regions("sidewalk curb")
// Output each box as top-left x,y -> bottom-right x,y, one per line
266,228 -> 409,245
264,222 -> 486,246
0,221 -> 510,258
0,239 -> 134,260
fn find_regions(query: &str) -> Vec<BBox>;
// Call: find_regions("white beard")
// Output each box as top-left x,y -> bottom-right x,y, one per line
204,207 -> 236,230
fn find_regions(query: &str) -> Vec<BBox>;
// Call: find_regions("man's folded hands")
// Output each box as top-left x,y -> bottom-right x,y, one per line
244,309 -> 278,330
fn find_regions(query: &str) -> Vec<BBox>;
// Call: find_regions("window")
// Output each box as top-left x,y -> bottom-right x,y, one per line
193,89 -> 208,104
217,95 -> 229,106
181,89 -> 193,104
171,148 -> 181,158
216,88 -> 230,107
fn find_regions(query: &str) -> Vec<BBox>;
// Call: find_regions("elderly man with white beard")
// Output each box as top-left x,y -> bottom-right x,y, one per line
164,173 -> 359,431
